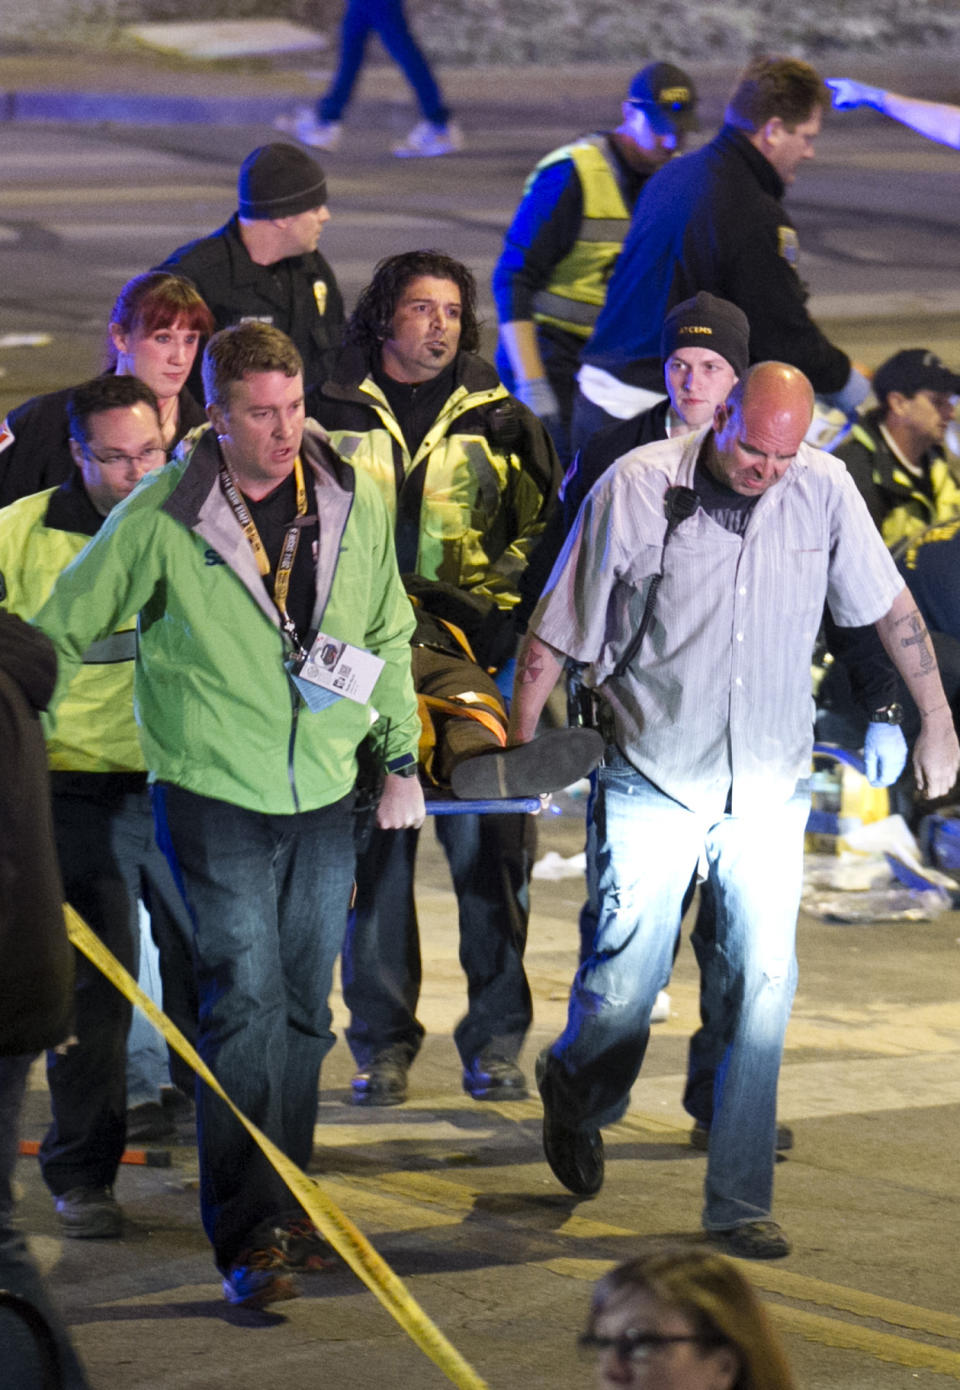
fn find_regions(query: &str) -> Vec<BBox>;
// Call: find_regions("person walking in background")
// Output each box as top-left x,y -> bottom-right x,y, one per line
276,0 -> 461,158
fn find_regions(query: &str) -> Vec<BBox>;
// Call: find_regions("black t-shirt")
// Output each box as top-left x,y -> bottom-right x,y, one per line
372,359 -> 457,460
693,453 -> 758,537
243,471 -> 319,647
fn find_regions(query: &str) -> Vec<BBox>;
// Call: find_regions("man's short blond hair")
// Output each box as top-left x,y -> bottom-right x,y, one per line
202,321 -> 303,409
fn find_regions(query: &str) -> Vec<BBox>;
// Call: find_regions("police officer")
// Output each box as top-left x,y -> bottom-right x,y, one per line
571,57 -> 871,453
492,62 -> 697,462
157,143 -> 344,398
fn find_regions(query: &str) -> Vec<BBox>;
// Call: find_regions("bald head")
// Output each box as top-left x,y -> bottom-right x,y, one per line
708,362 -> 814,496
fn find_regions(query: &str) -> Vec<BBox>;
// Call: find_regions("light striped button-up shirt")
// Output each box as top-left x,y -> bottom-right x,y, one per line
531,429 -> 904,818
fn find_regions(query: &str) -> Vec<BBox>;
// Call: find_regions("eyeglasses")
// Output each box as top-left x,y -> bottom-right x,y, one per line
82,444 -> 166,471
578,1331 -> 715,1364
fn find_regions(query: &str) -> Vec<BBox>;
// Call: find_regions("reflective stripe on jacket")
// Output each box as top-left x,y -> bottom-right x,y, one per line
529,137 -> 630,338
316,351 -> 558,612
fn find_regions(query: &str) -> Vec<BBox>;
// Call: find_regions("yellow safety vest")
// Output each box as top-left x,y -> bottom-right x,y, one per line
530,136 -> 631,339
0,488 -> 143,773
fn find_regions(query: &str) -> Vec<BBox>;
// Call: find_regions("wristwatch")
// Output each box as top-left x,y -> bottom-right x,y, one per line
870,703 -> 904,725
386,754 -> 419,778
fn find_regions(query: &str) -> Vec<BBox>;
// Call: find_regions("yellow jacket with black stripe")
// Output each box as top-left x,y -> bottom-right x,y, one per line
0,478 -> 142,773
526,136 -> 631,338
311,349 -> 560,614
834,410 -> 960,550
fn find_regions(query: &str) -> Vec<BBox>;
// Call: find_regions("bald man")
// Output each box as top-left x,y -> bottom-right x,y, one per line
509,363 -> 959,1258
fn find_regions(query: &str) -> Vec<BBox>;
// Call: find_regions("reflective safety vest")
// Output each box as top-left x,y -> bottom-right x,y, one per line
0,488 -> 142,773
848,423 -> 960,551
530,136 -> 631,339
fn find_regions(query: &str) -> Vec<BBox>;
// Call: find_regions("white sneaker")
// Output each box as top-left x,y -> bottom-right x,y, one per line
273,108 -> 343,152
650,990 -> 671,1023
392,120 -> 463,158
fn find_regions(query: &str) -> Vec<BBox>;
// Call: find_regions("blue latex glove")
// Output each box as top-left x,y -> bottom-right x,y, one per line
863,721 -> 908,787
513,376 -> 560,423
820,366 -> 872,419
826,78 -> 885,111
494,656 -> 516,703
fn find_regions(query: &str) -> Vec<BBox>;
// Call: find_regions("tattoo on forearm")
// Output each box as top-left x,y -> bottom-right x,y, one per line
897,611 -> 935,675
517,647 -> 545,684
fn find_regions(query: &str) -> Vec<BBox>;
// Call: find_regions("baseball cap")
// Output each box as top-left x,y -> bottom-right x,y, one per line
238,143 -> 327,220
627,62 -> 698,135
872,349 -> 960,403
660,292 -> 750,377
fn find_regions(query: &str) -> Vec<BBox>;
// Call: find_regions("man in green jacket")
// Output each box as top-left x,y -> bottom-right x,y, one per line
36,322 -> 423,1310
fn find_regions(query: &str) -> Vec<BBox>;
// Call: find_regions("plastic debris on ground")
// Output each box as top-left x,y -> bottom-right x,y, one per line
532,849 -> 586,880
802,814 -> 956,923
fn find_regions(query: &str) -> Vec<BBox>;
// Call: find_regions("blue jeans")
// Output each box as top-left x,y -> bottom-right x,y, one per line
318,0 -> 449,125
152,784 -> 355,1272
540,750 -> 808,1229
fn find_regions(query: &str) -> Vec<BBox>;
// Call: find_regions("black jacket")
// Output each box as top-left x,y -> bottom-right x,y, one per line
582,126 -> 851,395
158,214 -> 344,397
0,380 -> 205,510
522,399 -> 671,607
0,612 -> 73,1054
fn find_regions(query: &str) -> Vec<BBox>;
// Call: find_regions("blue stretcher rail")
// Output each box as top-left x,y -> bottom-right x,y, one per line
423,793 -> 543,816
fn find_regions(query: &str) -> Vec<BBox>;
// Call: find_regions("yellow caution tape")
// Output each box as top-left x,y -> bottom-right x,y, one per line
64,904 -> 488,1390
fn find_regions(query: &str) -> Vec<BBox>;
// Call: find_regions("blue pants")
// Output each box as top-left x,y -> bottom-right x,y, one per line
344,812 -> 534,1069
540,750 -> 809,1229
152,784 -> 355,1272
318,0 -> 449,125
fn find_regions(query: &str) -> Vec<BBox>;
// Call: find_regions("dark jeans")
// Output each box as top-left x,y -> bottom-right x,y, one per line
318,0 -> 449,125
40,783 -> 151,1196
152,783 -> 355,1272
569,384 -> 622,458
0,1054 -> 91,1388
344,811 -> 535,1069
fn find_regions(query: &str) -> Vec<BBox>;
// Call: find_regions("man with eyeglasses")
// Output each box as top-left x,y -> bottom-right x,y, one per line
0,374 -> 194,1242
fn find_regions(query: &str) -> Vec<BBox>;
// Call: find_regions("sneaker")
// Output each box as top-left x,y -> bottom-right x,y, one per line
54,1186 -> 122,1239
351,1045 -> 411,1106
274,107 -> 343,151
450,727 -> 603,801
393,120 -> 463,158
125,1100 -> 177,1145
463,1051 -> 527,1101
690,1120 -> 794,1153
708,1220 -> 791,1260
221,1246 -> 301,1309
259,1216 -> 337,1272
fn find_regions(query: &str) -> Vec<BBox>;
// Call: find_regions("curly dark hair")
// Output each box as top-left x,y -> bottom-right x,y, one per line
344,251 -> 480,355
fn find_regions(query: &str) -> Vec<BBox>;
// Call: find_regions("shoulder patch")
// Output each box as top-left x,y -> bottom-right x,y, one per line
0,419 -> 14,454
777,226 -> 799,267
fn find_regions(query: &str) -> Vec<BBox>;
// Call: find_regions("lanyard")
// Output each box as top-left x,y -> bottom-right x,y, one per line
219,454 -> 311,657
